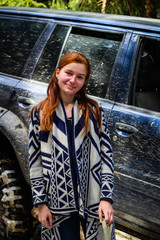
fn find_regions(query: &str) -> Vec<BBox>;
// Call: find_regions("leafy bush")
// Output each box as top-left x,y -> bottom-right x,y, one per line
0,0 -> 46,8
0,0 -> 159,18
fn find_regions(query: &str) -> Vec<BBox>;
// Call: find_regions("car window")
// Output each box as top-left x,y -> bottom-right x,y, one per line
32,24 -> 123,99
0,17 -> 46,78
32,25 -> 69,83
63,28 -> 122,98
133,37 -> 160,112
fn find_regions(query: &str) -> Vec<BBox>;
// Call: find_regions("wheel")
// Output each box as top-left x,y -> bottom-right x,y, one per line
0,157 -> 35,239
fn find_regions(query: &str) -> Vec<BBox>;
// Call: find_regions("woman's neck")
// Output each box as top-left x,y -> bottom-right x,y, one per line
60,94 -> 75,118
60,92 -> 75,105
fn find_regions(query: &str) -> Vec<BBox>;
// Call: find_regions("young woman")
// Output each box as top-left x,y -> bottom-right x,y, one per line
29,52 -> 114,240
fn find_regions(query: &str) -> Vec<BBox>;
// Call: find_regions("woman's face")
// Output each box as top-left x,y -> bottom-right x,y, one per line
56,62 -> 87,99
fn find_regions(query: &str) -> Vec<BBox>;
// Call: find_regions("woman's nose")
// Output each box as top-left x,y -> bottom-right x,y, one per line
70,75 -> 76,83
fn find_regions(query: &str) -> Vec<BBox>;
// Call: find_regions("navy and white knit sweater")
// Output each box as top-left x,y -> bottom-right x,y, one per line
29,100 -> 114,240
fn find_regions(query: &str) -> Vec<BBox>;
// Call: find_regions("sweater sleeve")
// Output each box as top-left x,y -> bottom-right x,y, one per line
28,108 -> 47,207
100,109 -> 114,204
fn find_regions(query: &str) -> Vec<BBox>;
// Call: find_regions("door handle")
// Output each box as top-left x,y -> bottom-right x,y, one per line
115,122 -> 138,137
18,96 -> 35,108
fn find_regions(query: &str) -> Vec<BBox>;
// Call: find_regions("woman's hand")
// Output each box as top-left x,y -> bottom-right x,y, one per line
38,204 -> 53,229
98,200 -> 114,226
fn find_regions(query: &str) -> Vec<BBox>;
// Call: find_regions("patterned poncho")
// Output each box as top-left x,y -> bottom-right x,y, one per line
29,100 -> 114,240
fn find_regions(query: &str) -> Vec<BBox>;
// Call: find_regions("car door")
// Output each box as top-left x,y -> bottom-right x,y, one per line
109,32 -> 160,239
9,23 -> 67,126
0,15 -> 50,116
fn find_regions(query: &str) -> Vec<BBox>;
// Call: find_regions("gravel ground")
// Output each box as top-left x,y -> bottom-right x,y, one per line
80,227 -> 141,240
115,229 -> 141,240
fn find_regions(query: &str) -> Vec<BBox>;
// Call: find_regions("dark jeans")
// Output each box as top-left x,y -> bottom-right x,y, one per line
59,212 -> 86,240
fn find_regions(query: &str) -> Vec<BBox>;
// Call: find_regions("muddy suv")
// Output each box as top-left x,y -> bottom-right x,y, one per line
0,7 -> 160,240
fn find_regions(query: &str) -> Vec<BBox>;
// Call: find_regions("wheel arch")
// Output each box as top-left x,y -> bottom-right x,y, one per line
0,108 -> 30,185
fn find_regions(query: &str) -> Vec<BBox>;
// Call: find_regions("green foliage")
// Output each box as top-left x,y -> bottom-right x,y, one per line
0,0 -> 159,18
0,0 -> 47,7
68,0 -> 101,12
67,0 -> 81,11
48,0 -> 68,10
103,0 -> 146,17
98,0 -> 160,18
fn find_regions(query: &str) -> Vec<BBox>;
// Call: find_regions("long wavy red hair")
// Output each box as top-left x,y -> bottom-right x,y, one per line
32,52 -> 101,133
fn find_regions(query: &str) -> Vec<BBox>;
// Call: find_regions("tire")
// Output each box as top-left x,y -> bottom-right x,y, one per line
0,158 -> 35,240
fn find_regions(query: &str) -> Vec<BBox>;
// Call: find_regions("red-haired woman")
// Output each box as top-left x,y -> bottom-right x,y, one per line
29,52 -> 114,240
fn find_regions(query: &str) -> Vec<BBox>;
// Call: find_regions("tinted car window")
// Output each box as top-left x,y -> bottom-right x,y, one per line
32,24 -> 122,98
32,25 -> 69,83
63,28 -> 122,98
134,37 -> 160,112
0,17 -> 46,77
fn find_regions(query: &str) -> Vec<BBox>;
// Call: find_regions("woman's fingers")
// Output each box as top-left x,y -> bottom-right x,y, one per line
38,204 -> 53,229
40,214 -> 53,229
98,207 -> 103,223
47,213 -> 53,228
104,207 -> 114,225
98,200 -> 114,226
42,217 -> 53,228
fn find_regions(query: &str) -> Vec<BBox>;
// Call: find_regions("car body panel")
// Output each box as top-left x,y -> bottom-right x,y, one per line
9,79 -> 47,126
0,75 -> 21,108
109,103 -> 160,238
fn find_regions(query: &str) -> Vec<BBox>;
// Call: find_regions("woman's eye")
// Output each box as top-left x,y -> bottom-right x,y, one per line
66,72 -> 72,75
77,76 -> 83,80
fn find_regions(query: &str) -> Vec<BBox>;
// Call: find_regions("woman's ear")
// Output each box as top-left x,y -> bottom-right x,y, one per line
56,68 -> 60,78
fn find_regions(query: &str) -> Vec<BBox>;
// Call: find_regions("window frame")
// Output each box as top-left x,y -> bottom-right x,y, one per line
130,32 -> 160,113
31,21 -> 126,100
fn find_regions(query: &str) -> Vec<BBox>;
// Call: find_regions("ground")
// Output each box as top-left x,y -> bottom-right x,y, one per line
116,229 -> 141,240
80,227 -> 141,240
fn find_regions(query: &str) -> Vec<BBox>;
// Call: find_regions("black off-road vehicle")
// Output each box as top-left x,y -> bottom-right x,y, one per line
0,7 -> 160,240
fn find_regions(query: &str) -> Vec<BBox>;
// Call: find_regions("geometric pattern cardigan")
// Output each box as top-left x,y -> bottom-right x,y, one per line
29,100 -> 114,240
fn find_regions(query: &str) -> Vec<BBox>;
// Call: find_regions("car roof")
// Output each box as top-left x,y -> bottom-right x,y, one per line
0,6 -> 160,32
